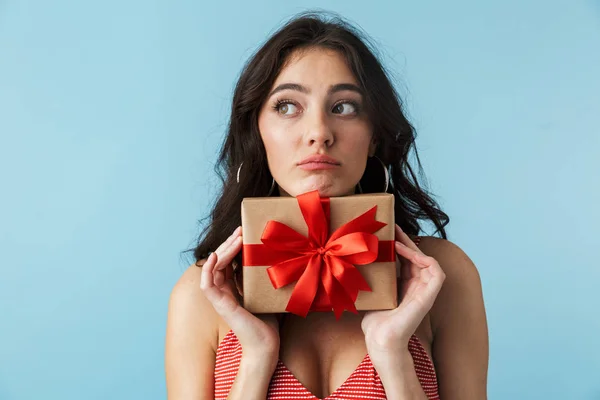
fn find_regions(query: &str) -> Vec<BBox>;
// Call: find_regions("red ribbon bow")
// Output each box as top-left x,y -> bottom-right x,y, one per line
243,190 -> 395,319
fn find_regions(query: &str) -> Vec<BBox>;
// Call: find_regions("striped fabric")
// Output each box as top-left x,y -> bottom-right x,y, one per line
214,330 -> 440,399
214,235 -> 440,399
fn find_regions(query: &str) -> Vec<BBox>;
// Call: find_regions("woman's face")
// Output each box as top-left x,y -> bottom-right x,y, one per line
258,47 -> 375,197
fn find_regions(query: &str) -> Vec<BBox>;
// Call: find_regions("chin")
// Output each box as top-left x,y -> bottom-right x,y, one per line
289,182 -> 355,198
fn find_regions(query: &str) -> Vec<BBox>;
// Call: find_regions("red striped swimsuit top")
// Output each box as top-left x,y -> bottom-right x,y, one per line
214,237 -> 440,400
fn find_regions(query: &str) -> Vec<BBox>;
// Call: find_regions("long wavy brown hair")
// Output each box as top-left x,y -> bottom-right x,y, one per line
188,11 -> 449,281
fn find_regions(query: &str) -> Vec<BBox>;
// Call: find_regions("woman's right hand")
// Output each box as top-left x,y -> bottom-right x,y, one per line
199,226 -> 280,361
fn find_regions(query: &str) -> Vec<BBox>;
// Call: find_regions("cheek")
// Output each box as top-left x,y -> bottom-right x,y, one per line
344,135 -> 372,176
261,130 -> 295,170
345,134 -> 373,159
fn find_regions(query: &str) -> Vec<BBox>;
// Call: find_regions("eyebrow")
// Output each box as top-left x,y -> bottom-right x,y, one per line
267,83 -> 364,98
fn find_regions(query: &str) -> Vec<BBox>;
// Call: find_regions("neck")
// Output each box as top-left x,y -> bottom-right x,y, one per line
276,185 -> 358,198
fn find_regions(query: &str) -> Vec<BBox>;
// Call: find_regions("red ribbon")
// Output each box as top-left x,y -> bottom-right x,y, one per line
243,190 -> 395,319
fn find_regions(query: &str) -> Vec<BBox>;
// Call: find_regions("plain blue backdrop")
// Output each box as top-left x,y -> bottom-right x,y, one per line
1,1 -> 599,399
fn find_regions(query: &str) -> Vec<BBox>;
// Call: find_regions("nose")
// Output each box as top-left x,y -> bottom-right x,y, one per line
304,108 -> 334,148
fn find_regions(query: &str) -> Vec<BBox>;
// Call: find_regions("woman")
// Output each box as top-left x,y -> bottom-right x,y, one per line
166,11 -> 488,400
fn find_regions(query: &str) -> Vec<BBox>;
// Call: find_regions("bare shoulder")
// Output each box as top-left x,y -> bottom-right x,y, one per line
415,236 -> 485,332
415,236 -> 489,397
167,262 -> 220,351
416,236 -> 481,285
165,262 -> 221,398
416,236 -> 479,272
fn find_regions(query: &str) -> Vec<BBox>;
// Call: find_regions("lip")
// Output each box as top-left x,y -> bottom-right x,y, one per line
298,154 -> 341,171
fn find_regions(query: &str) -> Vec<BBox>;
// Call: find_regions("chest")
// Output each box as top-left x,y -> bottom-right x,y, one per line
276,311 -> 433,399
278,313 -> 368,398
216,312 -> 433,400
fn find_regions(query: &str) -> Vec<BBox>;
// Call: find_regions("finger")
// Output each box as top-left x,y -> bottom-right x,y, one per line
418,272 -> 445,309
200,253 -> 223,303
399,272 -> 445,318
214,237 -> 243,286
198,255 -> 265,338
214,229 -> 242,271
205,286 -> 263,335
214,268 -> 226,287
425,260 -> 446,283
215,262 -> 235,286
405,258 -> 443,291
215,226 -> 242,257
214,242 -> 242,287
395,225 -> 421,253
207,228 -> 242,292
214,226 -> 241,256
395,240 -> 422,264
215,235 -> 243,271
200,254 -> 244,320
395,241 -> 437,268
200,252 -> 217,289
199,253 -> 244,318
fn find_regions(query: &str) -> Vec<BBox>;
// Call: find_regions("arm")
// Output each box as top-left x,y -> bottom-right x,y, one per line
362,226 -> 447,400
366,232 -> 488,399
423,237 -> 489,399
165,264 -> 217,399
374,352 -> 429,400
226,356 -> 278,400
165,263 -> 277,400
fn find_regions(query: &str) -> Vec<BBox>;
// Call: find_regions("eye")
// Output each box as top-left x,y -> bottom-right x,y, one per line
272,99 -> 299,116
332,101 -> 360,115
271,98 -> 361,117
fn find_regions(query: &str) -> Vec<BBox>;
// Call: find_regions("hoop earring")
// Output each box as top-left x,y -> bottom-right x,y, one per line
374,156 -> 390,193
357,156 -> 389,193
236,162 -> 243,183
236,162 -> 276,196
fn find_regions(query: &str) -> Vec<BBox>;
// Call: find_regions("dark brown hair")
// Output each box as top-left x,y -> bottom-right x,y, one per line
189,10 -> 449,270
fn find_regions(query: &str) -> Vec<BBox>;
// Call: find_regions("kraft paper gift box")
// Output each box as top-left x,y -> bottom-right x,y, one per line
240,190 -> 397,318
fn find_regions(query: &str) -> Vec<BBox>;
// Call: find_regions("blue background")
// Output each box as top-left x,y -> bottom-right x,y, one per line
1,1 -> 599,399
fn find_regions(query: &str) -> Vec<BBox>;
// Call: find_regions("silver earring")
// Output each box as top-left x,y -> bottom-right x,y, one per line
236,162 -> 276,196
374,156 -> 390,193
236,162 -> 243,183
357,156 -> 389,193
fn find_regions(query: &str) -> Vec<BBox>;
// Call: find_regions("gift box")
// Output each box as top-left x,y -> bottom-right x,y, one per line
241,190 -> 397,318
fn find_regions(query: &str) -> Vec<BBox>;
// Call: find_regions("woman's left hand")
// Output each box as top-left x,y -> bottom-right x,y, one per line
361,224 -> 446,365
